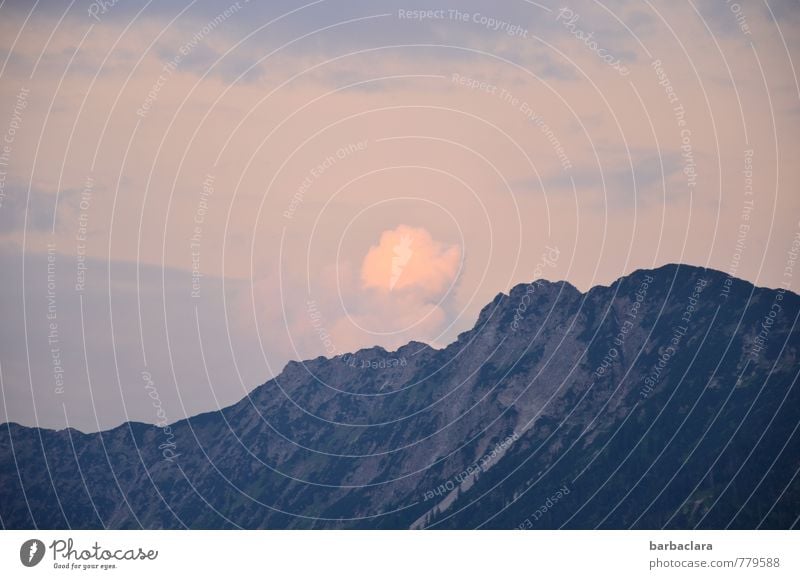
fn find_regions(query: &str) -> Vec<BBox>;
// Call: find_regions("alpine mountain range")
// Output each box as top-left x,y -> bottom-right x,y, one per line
1,263 -> 798,529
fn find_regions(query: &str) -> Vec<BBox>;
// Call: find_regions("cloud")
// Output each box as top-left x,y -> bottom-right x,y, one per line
360,225 -> 461,298
238,254 -> 456,366
234,228 -> 462,363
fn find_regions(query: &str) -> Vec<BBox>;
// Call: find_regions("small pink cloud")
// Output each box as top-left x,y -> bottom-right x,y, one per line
360,225 -> 461,298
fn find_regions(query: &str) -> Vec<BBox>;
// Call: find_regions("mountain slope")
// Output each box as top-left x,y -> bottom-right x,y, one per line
1,264 -> 798,529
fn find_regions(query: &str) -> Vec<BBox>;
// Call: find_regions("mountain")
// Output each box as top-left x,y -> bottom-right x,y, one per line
1,264 -> 798,529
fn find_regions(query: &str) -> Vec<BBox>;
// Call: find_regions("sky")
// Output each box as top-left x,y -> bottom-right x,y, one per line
0,0 -> 798,431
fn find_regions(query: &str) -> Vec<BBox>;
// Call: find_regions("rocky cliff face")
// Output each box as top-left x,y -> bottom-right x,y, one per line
2,264 -> 798,529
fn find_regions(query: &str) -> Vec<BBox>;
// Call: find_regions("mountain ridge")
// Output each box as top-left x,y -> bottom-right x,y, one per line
2,262 -> 789,436
1,263 -> 797,529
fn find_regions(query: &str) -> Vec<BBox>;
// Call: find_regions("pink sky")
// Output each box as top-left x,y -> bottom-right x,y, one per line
0,0 -> 798,430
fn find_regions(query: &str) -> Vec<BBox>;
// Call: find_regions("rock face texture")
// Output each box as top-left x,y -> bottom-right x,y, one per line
2,264 -> 798,529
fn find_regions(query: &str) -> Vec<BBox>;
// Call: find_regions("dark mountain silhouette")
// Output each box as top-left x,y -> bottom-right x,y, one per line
1,264 -> 798,529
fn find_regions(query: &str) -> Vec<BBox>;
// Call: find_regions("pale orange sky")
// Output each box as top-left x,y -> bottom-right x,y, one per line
0,0 -> 798,430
